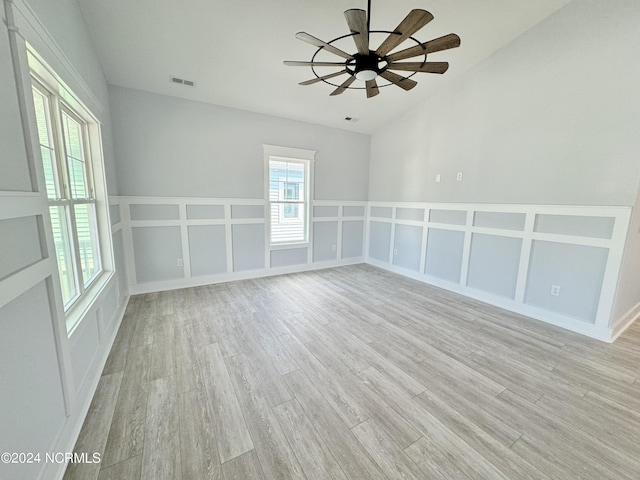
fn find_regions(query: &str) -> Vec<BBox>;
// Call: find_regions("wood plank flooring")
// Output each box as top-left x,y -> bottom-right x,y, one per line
64,264 -> 640,480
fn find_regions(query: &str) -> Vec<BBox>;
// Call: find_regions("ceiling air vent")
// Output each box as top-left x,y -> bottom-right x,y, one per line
170,76 -> 196,87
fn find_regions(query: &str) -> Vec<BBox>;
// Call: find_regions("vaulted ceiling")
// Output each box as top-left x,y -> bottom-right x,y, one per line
77,0 -> 572,133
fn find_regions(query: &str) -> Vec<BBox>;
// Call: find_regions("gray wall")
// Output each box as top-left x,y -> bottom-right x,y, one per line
313,221 -> 339,262
132,226 -> 184,283
466,234 -> 522,299
368,0 -> 640,206
525,240 -> 608,323
424,229 -> 465,283
109,85 -> 370,201
369,221 -> 392,263
342,220 -> 364,259
393,224 -> 423,272
188,225 -> 227,276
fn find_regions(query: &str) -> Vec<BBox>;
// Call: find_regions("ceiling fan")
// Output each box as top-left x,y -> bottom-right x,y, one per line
284,1 -> 460,98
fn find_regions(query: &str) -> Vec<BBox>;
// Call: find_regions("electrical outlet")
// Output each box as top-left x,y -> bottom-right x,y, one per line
435,174 -> 441,183
332,244 -> 336,252
550,285 -> 560,296
394,248 -> 398,256
177,258 -> 183,267
456,172 -> 463,182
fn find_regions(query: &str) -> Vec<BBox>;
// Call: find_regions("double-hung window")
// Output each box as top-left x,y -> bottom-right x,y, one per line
32,79 -> 102,311
269,159 -> 308,244
265,145 -> 315,246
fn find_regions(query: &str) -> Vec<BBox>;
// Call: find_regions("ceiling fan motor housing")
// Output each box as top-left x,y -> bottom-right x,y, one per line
350,53 -> 386,80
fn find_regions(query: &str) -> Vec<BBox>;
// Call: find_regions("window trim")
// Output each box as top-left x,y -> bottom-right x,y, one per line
29,49 -> 114,335
263,144 -> 315,250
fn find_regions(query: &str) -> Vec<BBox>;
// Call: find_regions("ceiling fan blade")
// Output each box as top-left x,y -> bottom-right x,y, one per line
379,71 -> 417,91
284,61 -> 346,67
375,9 -> 434,57
387,61 -> 449,74
295,32 -> 353,60
386,34 -> 461,62
365,79 -> 380,98
299,70 -> 348,86
330,75 -> 356,96
344,9 -> 369,55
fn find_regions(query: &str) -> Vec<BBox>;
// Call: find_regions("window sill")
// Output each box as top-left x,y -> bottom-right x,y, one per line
66,270 -> 115,336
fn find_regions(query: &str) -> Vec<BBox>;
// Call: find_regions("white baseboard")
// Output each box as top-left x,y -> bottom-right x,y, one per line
610,302 -> 640,342
129,257 -> 364,295
43,294 -> 131,480
365,258 -> 613,342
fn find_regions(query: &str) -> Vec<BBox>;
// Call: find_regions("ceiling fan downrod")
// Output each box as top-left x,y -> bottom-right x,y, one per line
366,0 -> 372,45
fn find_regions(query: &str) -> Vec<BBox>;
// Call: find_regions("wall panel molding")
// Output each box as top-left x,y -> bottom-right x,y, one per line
118,196 -> 367,292
366,201 -> 632,342
115,196 -> 634,342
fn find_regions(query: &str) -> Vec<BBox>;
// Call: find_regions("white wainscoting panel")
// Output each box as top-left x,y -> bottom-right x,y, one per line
366,202 -> 632,342
119,197 -> 367,294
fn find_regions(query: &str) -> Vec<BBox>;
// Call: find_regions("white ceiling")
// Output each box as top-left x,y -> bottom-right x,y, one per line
77,0 -> 572,134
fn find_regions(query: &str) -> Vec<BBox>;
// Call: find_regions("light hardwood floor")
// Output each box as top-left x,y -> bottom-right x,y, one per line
64,264 -> 640,480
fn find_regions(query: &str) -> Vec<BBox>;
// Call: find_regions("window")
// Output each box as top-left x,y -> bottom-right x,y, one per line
32,79 -> 103,312
269,158 -> 309,244
265,144 -> 315,246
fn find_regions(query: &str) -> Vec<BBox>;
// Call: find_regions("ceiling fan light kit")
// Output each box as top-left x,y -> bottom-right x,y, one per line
355,69 -> 378,81
284,0 -> 461,98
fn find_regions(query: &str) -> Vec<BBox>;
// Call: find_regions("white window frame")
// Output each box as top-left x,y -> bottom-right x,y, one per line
264,144 -> 315,249
29,48 -> 114,334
